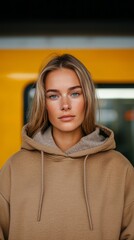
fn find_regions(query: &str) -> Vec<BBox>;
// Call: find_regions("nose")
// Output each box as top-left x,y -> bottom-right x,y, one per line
60,95 -> 71,111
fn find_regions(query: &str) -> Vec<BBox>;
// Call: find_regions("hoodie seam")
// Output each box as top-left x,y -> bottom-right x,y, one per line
124,200 -> 134,209
0,192 -> 10,205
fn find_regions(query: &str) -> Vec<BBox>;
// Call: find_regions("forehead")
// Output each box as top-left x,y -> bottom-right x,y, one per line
45,68 -> 80,90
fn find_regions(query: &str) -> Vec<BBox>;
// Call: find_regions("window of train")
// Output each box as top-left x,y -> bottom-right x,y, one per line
24,83 -> 134,166
96,84 -> 134,166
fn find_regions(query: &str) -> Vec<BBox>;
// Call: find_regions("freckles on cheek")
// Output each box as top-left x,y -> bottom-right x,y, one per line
46,102 -> 57,114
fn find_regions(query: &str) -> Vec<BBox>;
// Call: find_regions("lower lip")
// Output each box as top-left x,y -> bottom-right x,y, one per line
59,116 -> 75,122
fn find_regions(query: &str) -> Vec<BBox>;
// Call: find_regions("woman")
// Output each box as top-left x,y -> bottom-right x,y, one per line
0,53 -> 134,240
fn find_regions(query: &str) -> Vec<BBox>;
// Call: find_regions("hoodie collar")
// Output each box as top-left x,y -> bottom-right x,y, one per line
21,124 -> 116,157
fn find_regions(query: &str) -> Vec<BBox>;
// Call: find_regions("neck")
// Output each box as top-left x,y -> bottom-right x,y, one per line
52,127 -> 84,151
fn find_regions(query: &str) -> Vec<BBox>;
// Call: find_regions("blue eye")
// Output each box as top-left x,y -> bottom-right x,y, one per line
71,92 -> 80,97
49,95 -> 59,100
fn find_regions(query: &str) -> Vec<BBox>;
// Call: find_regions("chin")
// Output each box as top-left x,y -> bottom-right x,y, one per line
56,124 -> 82,133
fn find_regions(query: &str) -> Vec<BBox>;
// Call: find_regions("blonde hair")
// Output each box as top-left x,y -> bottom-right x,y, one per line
27,53 -> 96,137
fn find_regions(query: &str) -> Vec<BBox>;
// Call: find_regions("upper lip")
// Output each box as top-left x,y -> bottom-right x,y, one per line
58,115 -> 75,119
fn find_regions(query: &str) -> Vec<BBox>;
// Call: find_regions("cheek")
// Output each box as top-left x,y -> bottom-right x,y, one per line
46,102 -> 59,118
74,98 -> 85,114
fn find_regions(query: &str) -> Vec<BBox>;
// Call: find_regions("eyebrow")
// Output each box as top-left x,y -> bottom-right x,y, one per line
46,85 -> 82,93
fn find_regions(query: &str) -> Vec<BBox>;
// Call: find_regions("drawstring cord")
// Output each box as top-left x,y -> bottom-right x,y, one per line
37,151 -> 44,221
83,155 -> 93,230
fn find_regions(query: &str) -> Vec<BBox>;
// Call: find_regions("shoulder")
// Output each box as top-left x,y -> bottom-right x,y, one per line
98,149 -> 133,167
107,150 -> 133,169
0,149 -> 40,173
89,149 -> 133,176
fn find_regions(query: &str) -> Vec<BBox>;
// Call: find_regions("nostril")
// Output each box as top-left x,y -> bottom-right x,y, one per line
61,104 -> 70,111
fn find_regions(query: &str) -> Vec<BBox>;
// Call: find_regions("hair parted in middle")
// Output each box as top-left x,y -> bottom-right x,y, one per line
27,53 -> 97,137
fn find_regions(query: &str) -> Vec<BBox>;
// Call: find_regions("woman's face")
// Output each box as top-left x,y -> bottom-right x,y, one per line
45,68 -> 85,135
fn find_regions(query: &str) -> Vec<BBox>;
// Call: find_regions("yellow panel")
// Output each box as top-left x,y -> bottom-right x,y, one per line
0,49 -> 134,82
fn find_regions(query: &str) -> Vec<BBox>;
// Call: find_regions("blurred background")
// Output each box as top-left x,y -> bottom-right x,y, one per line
0,0 -> 134,167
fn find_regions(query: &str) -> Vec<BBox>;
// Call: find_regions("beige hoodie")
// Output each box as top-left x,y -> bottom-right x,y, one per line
0,124 -> 134,240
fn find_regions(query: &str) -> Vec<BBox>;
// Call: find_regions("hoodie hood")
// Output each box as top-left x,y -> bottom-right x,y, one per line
21,124 -> 116,157
21,124 -> 116,230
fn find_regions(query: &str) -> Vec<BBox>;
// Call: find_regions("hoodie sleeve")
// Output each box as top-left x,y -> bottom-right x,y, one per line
0,160 -> 11,240
120,164 -> 134,240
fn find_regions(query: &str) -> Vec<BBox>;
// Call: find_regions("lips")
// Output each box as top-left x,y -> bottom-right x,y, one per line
58,115 -> 75,121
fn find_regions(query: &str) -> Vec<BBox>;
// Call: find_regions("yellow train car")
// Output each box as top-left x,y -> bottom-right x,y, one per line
0,36 -> 134,168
